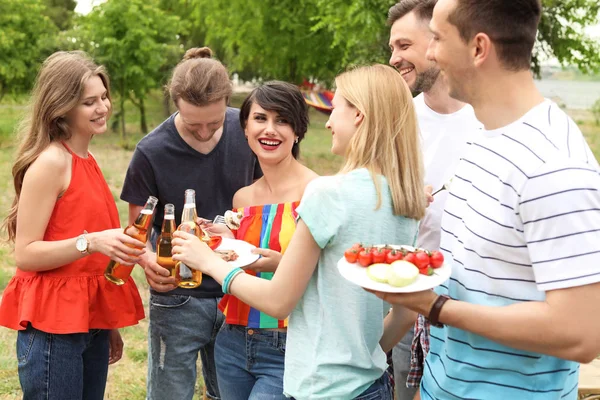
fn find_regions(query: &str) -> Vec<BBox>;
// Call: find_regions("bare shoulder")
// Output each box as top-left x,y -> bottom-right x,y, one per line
23,143 -> 71,195
30,143 -> 70,176
232,179 -> 261,209
300,166 -> 320,191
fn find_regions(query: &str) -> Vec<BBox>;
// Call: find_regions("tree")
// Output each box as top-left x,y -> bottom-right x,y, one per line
0,0 -> 57,100
537,0 -> 600,76
43,0 -> 77,31
184,0 -> 347,86
306,0 -> 600,79
76,0 -> 182,138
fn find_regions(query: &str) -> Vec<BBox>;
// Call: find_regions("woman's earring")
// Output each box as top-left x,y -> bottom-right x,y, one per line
294,137 -> 299,144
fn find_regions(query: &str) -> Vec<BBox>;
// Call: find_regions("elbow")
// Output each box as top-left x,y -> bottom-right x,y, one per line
565,340 -> 600,364
14,252 -> 32,272
267,303 -> 293,321
572,347 -> 600,364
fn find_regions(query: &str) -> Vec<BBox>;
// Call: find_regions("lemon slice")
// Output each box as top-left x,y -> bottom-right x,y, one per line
386,260 -> 419,287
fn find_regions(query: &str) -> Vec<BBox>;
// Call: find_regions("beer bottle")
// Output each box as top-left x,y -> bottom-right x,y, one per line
156,203 -> 177,280
175,189 -> 203,288
104,196 -> 158,285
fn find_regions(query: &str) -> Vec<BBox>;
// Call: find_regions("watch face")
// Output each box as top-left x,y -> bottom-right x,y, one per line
76,236 -> 87,252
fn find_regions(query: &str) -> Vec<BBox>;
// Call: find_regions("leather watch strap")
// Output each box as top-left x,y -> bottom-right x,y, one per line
428,295 -> 450,328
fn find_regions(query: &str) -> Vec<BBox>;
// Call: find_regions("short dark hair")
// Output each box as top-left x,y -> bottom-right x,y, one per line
239,81 -> 309,159
448,0 -> 541,71
387,0 -> 437,26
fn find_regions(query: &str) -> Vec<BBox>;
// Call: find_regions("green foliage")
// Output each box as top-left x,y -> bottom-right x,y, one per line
43,0 -> 77,31
75,0 -> 183,137
310,0 -> 395,68
0,0 -> 57,99
183,0 -> 349,86
537,0 -> 600,76
592,98 -> 600,126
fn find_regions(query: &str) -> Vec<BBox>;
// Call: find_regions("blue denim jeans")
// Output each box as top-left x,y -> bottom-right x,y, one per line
17,323 -> 109,400
392,326 -> 418,400
353,373 -> 393,400
215,324 -> 286,400
147,294 -> 224,400
288,368 -> 392,400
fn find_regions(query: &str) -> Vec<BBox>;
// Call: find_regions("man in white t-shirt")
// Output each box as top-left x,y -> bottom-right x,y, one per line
375,0 -> 600,399
387,1 -> 481,398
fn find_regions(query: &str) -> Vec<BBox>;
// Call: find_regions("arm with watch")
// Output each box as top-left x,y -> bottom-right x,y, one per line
14,150 -> 146,272
371,282 -> 600,363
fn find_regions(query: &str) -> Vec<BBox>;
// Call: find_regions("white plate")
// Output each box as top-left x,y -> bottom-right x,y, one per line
215,238 -> 260,269
337,245 -> 452,293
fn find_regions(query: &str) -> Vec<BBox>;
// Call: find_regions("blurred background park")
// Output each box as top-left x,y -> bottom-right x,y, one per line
0,0 -> 599,398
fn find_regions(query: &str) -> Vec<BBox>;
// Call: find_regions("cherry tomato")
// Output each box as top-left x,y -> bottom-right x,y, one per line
358,250 -> 373,267
414,251 -> 431,270
371,248 -> 386,264
351,243 -> 364,252
344,249 -> 358,263
430,250 -> 444,268
385,249 -> 403,264
403,252 -> 417,266
418,266 -> 434,276
382,246 -> 392,256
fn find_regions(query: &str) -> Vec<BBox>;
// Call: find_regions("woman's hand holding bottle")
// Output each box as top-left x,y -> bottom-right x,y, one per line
87,228 -> 145,265
172,230 -> 221,274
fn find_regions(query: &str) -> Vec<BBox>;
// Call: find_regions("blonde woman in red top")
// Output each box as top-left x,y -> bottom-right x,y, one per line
0,51 -> 145,400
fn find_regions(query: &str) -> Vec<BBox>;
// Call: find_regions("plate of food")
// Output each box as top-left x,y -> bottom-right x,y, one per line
214,238 -> 260,269
337,244 -> 451,293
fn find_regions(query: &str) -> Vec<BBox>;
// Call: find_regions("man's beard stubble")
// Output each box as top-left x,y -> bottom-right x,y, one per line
412,67 -> 441,95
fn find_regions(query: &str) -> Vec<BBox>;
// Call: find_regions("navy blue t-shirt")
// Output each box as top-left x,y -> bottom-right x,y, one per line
121,107 -> 261,297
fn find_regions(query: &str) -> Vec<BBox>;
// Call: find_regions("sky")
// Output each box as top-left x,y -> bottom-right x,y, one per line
74,0 -> 105,15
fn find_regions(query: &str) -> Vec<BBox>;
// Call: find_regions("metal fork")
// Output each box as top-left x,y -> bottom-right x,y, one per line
213,215 -> 226,225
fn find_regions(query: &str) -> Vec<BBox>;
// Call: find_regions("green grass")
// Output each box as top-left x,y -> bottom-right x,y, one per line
0,91 -> 597,399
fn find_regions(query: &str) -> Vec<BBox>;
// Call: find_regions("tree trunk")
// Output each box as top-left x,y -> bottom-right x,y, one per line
163,89 -> 171,118
120,78 -> 126,140
139,96 -> 147,134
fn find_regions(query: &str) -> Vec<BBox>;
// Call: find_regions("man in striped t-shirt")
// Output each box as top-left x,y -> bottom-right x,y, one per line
371,0 -> 600,399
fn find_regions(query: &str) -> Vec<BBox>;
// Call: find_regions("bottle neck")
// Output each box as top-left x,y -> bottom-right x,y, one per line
181,202 -> 198,223
161,215 -> 176,234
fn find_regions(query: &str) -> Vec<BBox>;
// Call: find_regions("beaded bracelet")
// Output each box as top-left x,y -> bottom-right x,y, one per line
222,267 -> 244,294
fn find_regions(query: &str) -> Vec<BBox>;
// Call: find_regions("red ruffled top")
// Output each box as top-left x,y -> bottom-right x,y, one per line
0,143 -> 145,333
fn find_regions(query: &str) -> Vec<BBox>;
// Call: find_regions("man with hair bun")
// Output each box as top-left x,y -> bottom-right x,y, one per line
121,47 -> 261,400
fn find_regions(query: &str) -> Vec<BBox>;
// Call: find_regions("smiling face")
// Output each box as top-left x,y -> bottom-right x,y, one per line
64,75 -> 110,136
326,91 -> 359,156
427,0 -> 475,102
389,10 -> 440,94
245,102 -> 297,164
176,98 -> 227,143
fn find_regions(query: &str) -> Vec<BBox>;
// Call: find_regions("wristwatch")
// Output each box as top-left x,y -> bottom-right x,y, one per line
75,230 -> 90,254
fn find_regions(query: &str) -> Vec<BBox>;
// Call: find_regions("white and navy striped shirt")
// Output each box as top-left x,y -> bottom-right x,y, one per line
422,99 -> 600,400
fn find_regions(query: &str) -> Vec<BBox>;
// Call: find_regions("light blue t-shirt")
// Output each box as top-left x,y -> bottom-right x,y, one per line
284,168 -> 419,400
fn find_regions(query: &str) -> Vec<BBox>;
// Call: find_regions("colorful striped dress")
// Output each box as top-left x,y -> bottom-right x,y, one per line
218,201 -> 299,328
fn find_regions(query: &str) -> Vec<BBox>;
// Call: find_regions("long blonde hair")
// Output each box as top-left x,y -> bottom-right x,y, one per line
3,51 -> 111,242
336,64 -> 425,219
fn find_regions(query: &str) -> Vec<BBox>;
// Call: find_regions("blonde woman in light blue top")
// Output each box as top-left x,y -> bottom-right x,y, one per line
172,64 -> 427,400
